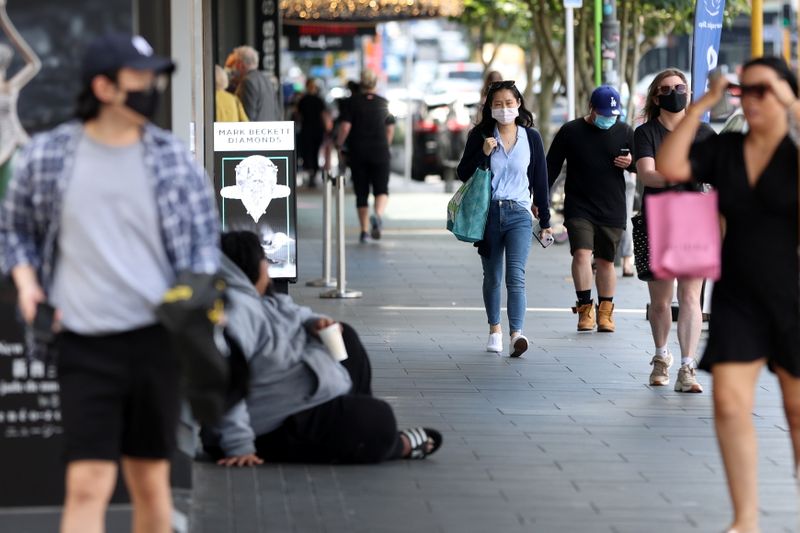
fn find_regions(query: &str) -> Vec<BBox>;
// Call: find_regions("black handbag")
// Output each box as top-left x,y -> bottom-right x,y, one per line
156,272 -> 249,425
631,213 -> 654,282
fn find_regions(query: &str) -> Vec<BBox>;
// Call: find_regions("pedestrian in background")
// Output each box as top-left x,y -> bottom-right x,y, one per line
230,45 -> 282,122
296,78 -> 330,188
546,85 -> 634,333
657,56 -> 800,533
634,68 -> 715,393
335,69 -> 395,243
457,80 -> 551,357
0,34 -> 220,533
214,65 -> 248,122
476,70 -> 502,122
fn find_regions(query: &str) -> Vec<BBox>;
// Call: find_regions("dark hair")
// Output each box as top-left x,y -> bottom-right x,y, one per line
642,68 -> 688,123
741,56 -> 799,95
221,231 -> 265,285
75,71 -> 118,122
475,81 -> 534,137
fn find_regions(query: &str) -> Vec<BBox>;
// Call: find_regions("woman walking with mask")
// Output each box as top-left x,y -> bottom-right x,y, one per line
457,81 -> 551,357
634,69 -> 716,392
657,56 -> 800,533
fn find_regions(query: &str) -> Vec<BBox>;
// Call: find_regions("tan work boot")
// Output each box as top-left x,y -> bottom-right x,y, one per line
571,301 -> 596,331
596,301 -> 615,332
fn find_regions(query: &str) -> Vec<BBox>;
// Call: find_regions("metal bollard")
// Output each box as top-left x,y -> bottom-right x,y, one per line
306,170 -> 336,288
443,160 -> 458,194
320,174 -> 362,299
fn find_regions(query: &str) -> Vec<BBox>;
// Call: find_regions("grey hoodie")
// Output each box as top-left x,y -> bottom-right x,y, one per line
203,256 -> 352,456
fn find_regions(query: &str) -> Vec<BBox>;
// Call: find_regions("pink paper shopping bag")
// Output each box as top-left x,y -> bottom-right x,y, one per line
645,190 -> 721,280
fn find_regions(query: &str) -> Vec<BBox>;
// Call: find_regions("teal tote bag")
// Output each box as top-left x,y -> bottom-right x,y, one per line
446,165 -> 492,243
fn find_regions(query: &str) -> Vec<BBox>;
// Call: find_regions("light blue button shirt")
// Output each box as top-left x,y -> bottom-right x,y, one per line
490,125 -> 531,210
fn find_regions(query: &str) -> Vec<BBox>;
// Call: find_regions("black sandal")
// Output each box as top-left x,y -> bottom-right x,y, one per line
400,427 -> 443,459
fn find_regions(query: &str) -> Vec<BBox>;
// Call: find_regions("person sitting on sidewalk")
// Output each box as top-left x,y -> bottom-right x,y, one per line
201,231 -> 442,465
546,85 -> 635,333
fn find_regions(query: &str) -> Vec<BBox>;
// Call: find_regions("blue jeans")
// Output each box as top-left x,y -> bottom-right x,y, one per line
481,200 -> 533,333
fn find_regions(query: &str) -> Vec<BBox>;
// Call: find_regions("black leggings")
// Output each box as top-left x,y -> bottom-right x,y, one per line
254,323 -> 404,464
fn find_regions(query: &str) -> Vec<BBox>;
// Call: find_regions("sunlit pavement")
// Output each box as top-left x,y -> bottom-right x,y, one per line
190,177 -> 796,533
0,176 -> 793,532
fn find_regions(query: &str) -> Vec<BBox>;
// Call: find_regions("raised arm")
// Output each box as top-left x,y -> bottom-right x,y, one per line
0,3 -> 41,89
655,75 -> 727,183
770,77 -> 800,146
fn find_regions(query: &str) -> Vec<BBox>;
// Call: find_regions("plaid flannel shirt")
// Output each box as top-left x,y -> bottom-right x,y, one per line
0,121 -> 220,292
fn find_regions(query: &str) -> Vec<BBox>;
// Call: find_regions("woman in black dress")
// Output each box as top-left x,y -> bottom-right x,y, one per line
657,57 -> 800,533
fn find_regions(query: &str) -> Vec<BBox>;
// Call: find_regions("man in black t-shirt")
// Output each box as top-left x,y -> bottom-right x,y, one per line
335,69 -> 396,243
546,85 -> 635,333
296,78 -> 330,187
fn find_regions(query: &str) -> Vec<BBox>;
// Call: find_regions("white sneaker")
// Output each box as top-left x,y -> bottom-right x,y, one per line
486,333 -> 503,353
510,333 -> 529,358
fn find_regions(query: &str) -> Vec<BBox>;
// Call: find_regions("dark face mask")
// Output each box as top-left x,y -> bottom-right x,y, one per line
658,91 -> 688,113
124,87 -> 161,119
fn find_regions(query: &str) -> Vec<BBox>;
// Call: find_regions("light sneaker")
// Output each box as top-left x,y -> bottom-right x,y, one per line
510,334 -> 529,358
675,363 -> 703,393
486,333 -> 503,353
649,353 -> 674,386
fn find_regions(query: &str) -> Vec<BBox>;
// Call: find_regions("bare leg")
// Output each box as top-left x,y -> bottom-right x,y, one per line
357,206 -> 369,233
647,279 -> 674,348
712,360 -> 765,533
675,279 -> 703,358
775,367 -> 800,469
594,258 -> 616,298
374,194 -> 389,218
60,460 -> 117,533
571,249 -> 593,292
489,324 -> 501,334
121,458 -> 173,533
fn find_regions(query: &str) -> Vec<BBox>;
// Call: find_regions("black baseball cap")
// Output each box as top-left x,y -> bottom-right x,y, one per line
81,33 -> 175,83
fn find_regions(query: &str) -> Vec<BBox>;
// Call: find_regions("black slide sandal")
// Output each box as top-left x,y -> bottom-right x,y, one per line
400,427 -> 443,459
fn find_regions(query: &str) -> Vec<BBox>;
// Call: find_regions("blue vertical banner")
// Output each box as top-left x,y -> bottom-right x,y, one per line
691,0 -> 726,122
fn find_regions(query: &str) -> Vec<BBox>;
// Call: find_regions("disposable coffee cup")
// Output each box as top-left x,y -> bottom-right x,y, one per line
319,323 -> 348,362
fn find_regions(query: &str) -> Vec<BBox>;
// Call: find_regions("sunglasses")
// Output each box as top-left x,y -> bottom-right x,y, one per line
728,83 -> 770,99
656,83 -> 688,96
489,80 -> 516,90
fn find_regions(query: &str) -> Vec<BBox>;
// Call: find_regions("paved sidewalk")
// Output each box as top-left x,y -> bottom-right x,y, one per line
191,181 -> 797,533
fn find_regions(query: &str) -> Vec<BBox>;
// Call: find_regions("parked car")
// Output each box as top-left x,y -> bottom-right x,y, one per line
411,94 -> 475,181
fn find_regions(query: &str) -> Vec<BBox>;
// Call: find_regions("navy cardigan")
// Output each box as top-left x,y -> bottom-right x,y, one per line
456,126 -> 551,229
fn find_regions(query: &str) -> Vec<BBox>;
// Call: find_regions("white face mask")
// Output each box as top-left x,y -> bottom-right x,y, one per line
491,106 -> 519,125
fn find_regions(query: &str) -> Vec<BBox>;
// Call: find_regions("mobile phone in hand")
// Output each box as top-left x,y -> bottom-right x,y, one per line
619,147 -> 630,156
532,221 -> 555,249
32,302 -> 56,344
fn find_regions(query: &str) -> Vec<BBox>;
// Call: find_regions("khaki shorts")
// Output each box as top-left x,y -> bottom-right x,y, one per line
564,218 -> 623,262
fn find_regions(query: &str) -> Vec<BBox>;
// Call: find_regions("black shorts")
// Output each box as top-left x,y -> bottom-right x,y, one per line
56,325 -> 180,462
350,151 -> 390,208
564,218 -> 624,262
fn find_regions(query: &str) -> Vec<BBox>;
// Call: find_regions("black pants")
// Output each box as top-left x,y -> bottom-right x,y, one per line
254,323 -> 404,464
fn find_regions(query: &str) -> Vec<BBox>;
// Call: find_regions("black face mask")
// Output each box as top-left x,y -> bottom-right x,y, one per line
124,87 -> 161,119
658,91 -> 688,113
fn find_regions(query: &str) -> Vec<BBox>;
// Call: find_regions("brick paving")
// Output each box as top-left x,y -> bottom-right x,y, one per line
190,180 -> 797,533
1,178 -> 794,532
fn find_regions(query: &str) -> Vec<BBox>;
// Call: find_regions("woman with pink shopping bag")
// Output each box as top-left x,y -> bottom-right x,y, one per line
634,68 -> 717,394
657,57 -> 800,533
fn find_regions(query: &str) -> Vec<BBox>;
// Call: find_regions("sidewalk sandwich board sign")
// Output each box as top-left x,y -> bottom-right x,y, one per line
213,121 -> 298,282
